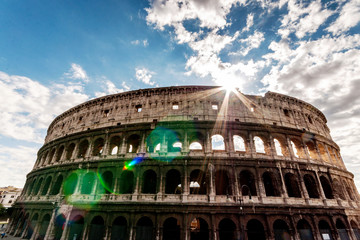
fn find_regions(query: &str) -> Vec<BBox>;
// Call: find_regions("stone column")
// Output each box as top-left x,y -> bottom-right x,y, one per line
182,162 -> 189,202
296,166 -> 309,201
227,130 -> 234,154
132,168 -> 140,200
205,131 -> 211,154
44,205 -> 59,240
60,210 -> 73,240
102,131 -> 110,156
255,166 -> 266,201
314,171 -> 326,202
182,131 -> 189,153
209,163 -> 216,202
277,165 -> 288,199
140,132 -> 146,153
120,136 -> 127,154
211,213 -> 217,240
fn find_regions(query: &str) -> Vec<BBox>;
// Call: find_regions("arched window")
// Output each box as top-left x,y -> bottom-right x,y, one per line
274,139 -> 283,156
146,133 -> 160,153
284,173 -> 301,198
189,132 -> 204,151
81,172 -> 95,194
119,171 -> 134,194
63,173 -> 78,196
318,143 -> 330,162
27,179 -> 36,196
239,170 -> 257,196
297,219 -> 314,240
66,143 -> 75,160
55,146 -> 64,162
304,174 -> 320,198
111,217 -> 127,240
336,219 -> 350,240
211,134 -> 225,150
305,142 -> 317,159
219,218 -> 236,240
167,133 -> 182,152
320,176 -> 334,199
262,172 -> 280,197
109,136 -> 121,155
346,185 -> 355,201
33,178 -> 43,195
77,140 -> 89,158
247,219 -> 266,240
38,214 -> 51,239
233,135 -> 246,152
190,170 -> 207,195
165,169 -> 181,194
254,136 -> 265,153
189,142 -> 202,150
92,138 -> 104,156
163,217 -> 180,240
333,179 -> 345,200
41,176 -> 52,196
98,171 -> 113,194
136,217 -> 154,240
318,220 -> 333,240
291,141 -> 299,158
273,219 -> 291,240
142,170 -> 157,194
53,214 -> 66,240
50,175 -> 63,195
190,218 -> 209,240
88,216 -> 105,240
48,148 -> 56,164
215,170 -> 231,195
26,213 -> 38,239
41,152 -> 48,166
68,215 -> 84,240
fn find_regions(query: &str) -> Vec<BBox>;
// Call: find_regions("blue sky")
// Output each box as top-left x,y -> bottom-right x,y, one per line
1,0 -> 360,189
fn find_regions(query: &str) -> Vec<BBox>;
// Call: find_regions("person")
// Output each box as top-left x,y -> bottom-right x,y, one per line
1,232 -> 5,238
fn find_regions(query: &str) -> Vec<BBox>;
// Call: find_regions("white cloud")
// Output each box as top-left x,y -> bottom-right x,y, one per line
326,0 -> 360,35
131,39 -> 149,47
242,13 -> 254,32
231,31 -> 265,56
135,67 -> 156,85
95,78 -> 127,98
143,39 -> 149,47
64,63 -> 89,82
131,40 -> 140,45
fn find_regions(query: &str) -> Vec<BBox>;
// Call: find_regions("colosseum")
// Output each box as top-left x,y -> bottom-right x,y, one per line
7,85 -> 360,240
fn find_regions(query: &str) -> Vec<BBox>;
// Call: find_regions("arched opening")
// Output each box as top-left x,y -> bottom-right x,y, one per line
306,142 -> 318,159
274,138 -> 283,156
146,133 -> 160,153
273,219 -> 291,240
165,169 -> 181,194
167,132 -> 182,152
263,172 -> 280,197
126,134 -> 140,153
41,176 -> 52,196
48,148 -> 56,164
215,170 -> 231,195
16,213 -> 29,237
297,219 -> 314,240
55,145 -> 64,162
98,171 -> 113,194
53,214 -> 66,240
88,216 -> 105,240
92,138 -> 104,156
111,216 -> 127,240
163,217 -> 180,240
66,143 -> 75,160
142,170 -> 157,194
190,218 -> 209,240
41,152 -> 48,166
219,218 -> 236,240
33,178 -> 43,195
233,135 -> 246,152
50,175 -> 63,195
350,220 -> 360,240
38,214 -> 51,239
136,217 -> 154,240
346,185 -> 355,201
190,170 -> 207,194
189,142 -> 203,150
285,173 -> 301,198
247,219 -> 266,240
119,170 -> 134,194
212,134 -> 225,150
304,174 -> 320,198
320,176 -> 334,199
319,220 -> 333,240
77,140 -> 89,158
189,132 -> 204,151
63,173 -> 78,195
291,140 -> 300,158
254,136 -> 265,153
81,172 -> 96,194
336,219 -> 350,240
68,215 -> 84,240
109,136 -> 121,155
333,179 -> 346,200
27,179 -> 36,196
239,170 -> 257,196
26,213 -> 38,239
318,144 -> 330,162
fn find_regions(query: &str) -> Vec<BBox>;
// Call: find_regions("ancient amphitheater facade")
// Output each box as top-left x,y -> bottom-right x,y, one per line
7,86 -> 360,240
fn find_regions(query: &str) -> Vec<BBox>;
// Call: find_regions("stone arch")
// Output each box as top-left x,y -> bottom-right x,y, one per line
345,182 -> 355,201
50,175 -> 63,195
239,170 -> 257,196
136,216 -> 154,240
215,170 -> 232,195
81,172 -> 96,194
147,132 -> 161,153
190,169 -> 208,195
333,178 -> 346,200
33,177 -> 43,195
41,176 -> 52,196
16,212 -> 29,237
274,138 -> 284,156
190,217 -> 209,240
41,151 -> 48,166
305,141 -> 318,159
119,170 -> 134,194
55,145 -> 65,162
63,173 -> 78,195
297,219 -> 314,240
253,136 -> 266,153
233,135 -> 246,152
77,139 -> 89,158
262,171 -> 281,197
284,173 -> 301,198
211,134 -> 225,150
163,217 -> 181,240
66,143 -> 76,160
27,178 -> 36,196
290,138 -> 305,158
350,220 -> 360,240
48,148 -> 56,164
218,218 -> 236,240
68,215 -> 85,240
247,219 -> 266,240
304,174 -> 320,198
142,169 -> 157,194
273,219 -> 291,240
88,215 -> 106,240
336,218 -> 350,240
98,171 -> 113,194
111,216 -> 127,240
165,169 -> 181,194
109,136 -> 121,155
320,175 -> 334,199
38,214 -> 51,239
318,143 -> 330,162
189,132 -> 204,150
318,220 -> 333,240
26,213 -> 38,239
53,214 -> 66,240
167,131 -> 182,152
92,137 -> 104,156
